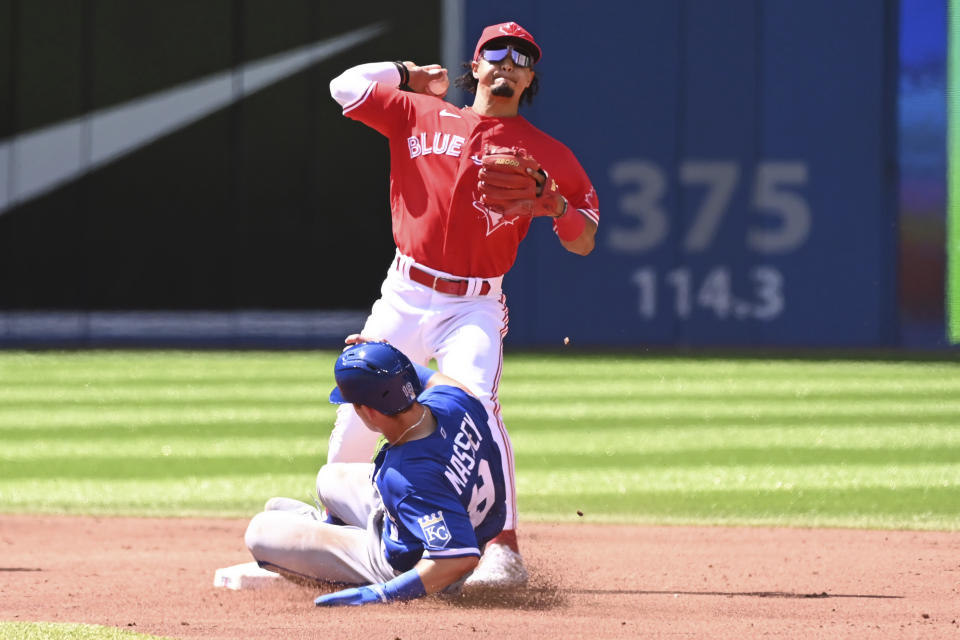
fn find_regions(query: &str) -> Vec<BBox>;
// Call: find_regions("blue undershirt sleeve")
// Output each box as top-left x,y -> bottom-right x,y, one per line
413,363 -> 436,388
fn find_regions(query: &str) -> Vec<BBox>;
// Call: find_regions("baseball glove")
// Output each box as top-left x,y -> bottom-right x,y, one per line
478,146 -> 565,218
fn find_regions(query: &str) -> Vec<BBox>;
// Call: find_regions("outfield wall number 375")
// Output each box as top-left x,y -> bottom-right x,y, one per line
606,159 -> 810,254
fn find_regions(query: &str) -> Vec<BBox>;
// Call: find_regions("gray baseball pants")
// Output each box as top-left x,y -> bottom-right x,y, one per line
244,462 -> 400,585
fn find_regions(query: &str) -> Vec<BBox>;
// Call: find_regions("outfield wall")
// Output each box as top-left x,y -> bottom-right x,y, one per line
0,1 -> 905,347
470,1 -> 900,347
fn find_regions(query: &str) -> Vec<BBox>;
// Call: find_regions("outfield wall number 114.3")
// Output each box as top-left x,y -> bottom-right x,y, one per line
631,265 -> 785,321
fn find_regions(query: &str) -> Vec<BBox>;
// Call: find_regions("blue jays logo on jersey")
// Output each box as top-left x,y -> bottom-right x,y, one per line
417,511 -> 452,548
472,192 -> 521,236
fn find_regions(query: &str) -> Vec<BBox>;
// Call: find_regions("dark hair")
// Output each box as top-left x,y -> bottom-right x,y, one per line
454,62 -> 540,107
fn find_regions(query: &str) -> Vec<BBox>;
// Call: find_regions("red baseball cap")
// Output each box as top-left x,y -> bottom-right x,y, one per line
473,22 -> 542,63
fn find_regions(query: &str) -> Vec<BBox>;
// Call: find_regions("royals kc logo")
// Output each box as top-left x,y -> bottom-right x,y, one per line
417,511 -> 452,548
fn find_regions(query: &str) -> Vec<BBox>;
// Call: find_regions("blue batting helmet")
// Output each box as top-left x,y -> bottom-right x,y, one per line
328,341 -> 422,415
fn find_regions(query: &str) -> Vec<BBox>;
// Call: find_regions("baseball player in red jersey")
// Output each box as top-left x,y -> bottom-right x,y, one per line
327,21 -> 599,587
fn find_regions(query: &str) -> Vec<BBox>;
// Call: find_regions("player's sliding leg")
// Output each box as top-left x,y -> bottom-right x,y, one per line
245,510 -> 393,585
263,496 -> 321,519
315,463 -> 377,527
245,462 -> 393,585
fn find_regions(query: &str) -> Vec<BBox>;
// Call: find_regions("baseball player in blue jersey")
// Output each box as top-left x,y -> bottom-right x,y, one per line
244,340 -> 507,605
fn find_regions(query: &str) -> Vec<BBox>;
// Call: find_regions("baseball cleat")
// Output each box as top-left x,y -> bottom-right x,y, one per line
263,496 -> 321,519
463,543 -> 529,588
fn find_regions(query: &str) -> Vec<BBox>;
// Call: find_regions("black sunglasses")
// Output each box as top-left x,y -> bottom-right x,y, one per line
481,46 -> 534,68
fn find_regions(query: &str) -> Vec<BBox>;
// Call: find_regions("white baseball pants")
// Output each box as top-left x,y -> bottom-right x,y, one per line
327,251 -> 518,529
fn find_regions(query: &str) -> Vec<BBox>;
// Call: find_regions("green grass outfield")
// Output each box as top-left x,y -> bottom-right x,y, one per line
1,350 -> 959,530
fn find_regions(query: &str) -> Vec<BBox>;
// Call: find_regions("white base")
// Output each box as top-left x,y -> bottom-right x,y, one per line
213,561 -> 282,590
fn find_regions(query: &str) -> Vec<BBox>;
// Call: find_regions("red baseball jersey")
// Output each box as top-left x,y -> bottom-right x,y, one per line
342,83 -> 600,278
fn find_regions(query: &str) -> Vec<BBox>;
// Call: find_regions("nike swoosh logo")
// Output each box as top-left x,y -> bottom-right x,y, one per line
0,22 -> 387,217
439,109 -> 461,118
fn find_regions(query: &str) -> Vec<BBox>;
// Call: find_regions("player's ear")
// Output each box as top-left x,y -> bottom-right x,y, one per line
471,60 -> 479,79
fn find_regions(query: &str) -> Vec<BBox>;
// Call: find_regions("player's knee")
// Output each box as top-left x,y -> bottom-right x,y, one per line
244,512 -> 270,558
315,463 -> 353,505
315,464 -> 336,505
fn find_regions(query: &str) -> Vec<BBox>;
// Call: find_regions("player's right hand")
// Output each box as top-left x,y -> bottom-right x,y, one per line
314,585 -> 383,606
406,63 -> 448,97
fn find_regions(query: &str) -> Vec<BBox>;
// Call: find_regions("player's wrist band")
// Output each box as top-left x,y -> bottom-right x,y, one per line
554,206 -> 585,241
554,195 -> 568,218
380,569 -> 427,602
393,61 -> 411,91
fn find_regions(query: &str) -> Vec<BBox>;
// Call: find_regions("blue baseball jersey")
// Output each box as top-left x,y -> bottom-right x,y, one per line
373,385 -> 507,572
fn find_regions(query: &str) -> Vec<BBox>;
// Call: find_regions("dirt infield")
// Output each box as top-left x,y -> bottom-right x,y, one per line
1,515 -> 958,639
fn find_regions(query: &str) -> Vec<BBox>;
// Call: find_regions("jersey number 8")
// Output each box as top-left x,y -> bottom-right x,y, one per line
467,459 -> 495,527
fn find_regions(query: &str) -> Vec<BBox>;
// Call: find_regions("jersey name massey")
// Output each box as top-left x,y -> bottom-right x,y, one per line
408,131 -> 466,159
443,411 -> 483,496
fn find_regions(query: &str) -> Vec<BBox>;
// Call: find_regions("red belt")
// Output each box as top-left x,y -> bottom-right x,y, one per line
403,261 -> 491,296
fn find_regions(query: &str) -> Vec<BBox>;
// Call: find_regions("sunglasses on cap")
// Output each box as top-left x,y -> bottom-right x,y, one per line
480,46 -> 534,68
